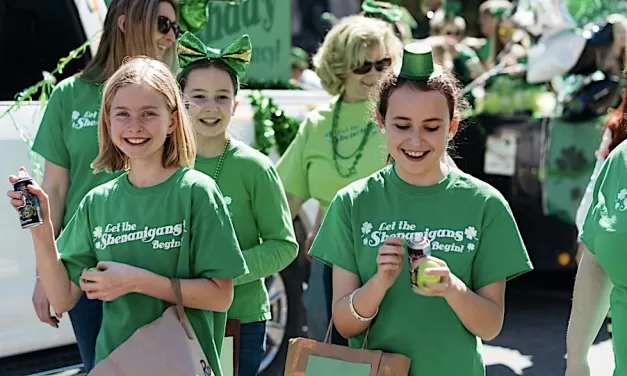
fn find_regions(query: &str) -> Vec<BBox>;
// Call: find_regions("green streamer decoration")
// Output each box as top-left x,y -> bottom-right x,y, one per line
249,91 -> 300,156
0,37 -> 94,182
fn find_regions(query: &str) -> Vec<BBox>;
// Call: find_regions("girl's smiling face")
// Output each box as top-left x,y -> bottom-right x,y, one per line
109,82 -> 175,164
183,65 -> 238,140
378,84 -> 459,186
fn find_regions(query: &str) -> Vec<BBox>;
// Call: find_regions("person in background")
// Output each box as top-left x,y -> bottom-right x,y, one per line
290,47 -> 323,90
427,8 -> 485,86
30,0 -> 179,371
177,32 -> 299,376
566,88 -> 627,376
477,0 -> 513,67
276,15 -> 404,344
10,56 -> 247,376
309,42 -> 532,376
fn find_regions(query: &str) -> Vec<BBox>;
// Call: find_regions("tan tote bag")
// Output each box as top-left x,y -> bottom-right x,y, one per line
284,320 -> 411,376
89,278 -> 212,376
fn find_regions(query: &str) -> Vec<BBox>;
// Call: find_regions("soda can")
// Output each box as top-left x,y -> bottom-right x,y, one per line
13,172 -> 43,229
406,233 -> 431,286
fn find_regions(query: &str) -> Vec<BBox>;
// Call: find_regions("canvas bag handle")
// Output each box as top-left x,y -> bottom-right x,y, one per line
170,278 -> 195,340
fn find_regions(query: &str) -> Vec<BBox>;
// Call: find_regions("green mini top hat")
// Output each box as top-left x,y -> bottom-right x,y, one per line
398,42 -> 442,80
176,31 -> 252,81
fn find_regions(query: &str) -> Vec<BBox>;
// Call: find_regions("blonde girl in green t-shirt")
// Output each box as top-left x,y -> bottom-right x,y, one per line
176,32 -> 298,376
30,0 -> 181,371
309,42 -> 533,376
8,57 -> 247,376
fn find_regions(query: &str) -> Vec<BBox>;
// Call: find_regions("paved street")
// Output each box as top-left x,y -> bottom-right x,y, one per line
484,271 -> 614,376
6,271 -> 614,376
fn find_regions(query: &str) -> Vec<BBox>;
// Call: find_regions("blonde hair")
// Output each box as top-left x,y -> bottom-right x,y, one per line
313,15 -> 403,96
80,0 -> 178,83
92,57 -> 196,173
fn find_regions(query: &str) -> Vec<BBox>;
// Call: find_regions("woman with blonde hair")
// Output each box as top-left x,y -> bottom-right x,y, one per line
8,56 -> 246,376
30,0 -> 180,371
276,14 -> 403,343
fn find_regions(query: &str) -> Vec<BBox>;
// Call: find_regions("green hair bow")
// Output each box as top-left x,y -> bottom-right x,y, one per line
177,32 -> 252,81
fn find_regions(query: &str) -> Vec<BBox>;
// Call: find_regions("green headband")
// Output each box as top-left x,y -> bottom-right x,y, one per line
177,32 -> 252,82
361,0 -> 403,24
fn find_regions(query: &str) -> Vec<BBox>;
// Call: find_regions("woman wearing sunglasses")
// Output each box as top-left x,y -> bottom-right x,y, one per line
276,15 -> 403,344
30,0 -> 179,371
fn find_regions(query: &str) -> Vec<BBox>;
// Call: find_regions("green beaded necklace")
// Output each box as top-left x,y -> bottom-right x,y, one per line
212,138 -> 231,182
331,96 -> 374,178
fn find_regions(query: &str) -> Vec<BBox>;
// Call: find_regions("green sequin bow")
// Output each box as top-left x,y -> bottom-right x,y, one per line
177,32 -> 252,81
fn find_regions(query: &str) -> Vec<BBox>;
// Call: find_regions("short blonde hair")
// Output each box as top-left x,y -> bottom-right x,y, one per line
81,0 -> 178,84
92,57 -> 196,173
313,15 -> 403,96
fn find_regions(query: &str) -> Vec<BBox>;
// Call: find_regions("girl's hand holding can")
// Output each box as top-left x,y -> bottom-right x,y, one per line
374,237 -> 405,290
411,256 -> 464,299
7,167 -> 52,234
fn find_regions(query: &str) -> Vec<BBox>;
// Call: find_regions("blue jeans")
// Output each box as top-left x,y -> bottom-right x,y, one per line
238,321 -> 267,376
68,293 -> 103,372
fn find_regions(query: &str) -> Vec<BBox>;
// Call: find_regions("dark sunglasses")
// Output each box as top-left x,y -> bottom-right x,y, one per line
157,15 -> 180,37
352,58 -> 392,75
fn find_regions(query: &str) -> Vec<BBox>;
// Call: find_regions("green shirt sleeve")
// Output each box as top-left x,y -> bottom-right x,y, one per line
32,83 -> 71,169
276,117 -> 311,201
580,146 -> 627,255
191,184 -> 249,280
58,196 -> 98,286
309,192 -> 359,275
472,195 -> 533,290
233,166 -> 299,286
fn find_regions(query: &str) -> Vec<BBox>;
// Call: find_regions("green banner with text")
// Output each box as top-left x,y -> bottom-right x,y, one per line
198,0 -> 290,82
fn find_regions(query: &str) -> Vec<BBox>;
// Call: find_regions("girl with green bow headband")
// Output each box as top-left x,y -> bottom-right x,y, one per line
176,32 -> 299,376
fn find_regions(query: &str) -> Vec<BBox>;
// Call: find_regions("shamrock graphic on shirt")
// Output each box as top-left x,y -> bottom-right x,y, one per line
616,189 -> 627,212
93,226 -> 104,250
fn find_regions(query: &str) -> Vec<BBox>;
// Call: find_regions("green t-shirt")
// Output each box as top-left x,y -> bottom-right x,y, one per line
194,140 -> 298,323
276,98 -> 387,213
309,165 -> 533,376
580,140 -> 627,376
32,76 -> 121,227
57,168 -> 247,376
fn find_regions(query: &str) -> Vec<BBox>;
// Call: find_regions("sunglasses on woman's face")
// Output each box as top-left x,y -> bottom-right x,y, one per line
157,15 -> 180,37
352,58 -> 392,75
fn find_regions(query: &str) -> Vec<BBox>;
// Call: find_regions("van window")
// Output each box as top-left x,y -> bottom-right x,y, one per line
0,0 -> 91,101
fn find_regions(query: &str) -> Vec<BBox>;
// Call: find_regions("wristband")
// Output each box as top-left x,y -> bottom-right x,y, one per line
348,289 -> 378,322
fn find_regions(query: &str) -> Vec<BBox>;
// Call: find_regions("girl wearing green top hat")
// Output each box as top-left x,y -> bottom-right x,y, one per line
176,32 -> 299,376
30,0 -> 180,371
308,42 -> 533,376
